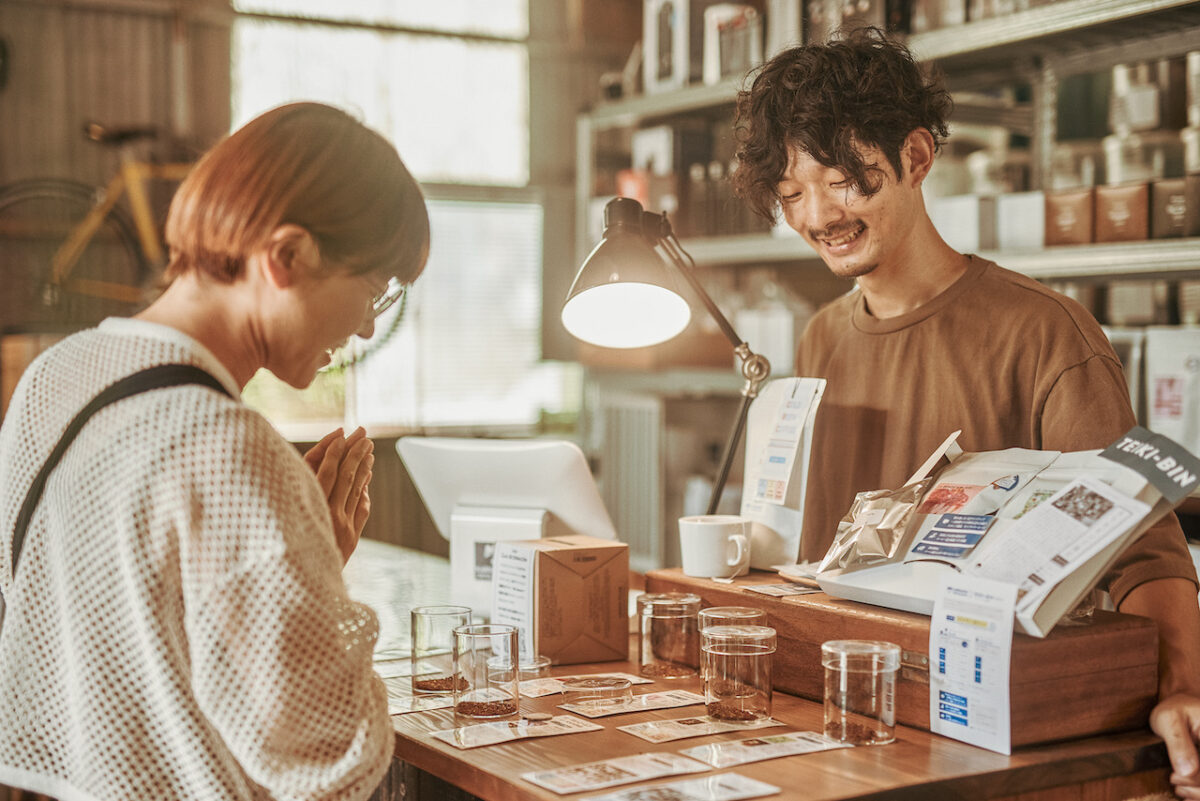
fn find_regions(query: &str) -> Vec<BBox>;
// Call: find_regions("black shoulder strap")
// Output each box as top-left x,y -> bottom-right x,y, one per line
10,364 -> 232,579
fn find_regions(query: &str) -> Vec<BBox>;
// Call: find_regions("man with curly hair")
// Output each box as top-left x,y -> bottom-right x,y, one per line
732,28 -> 1200,794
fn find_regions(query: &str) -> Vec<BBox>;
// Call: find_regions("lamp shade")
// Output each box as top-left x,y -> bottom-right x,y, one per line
561,198 -> 691,349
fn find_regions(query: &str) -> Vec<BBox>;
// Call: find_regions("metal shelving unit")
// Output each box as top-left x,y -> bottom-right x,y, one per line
574,0 -> 1200,281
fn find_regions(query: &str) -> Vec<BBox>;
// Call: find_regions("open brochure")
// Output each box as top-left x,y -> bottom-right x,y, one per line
816,427 -> 1200,637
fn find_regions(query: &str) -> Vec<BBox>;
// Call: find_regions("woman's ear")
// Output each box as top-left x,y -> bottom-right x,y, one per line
901,128 -> 937,187
262,224 -> 319,289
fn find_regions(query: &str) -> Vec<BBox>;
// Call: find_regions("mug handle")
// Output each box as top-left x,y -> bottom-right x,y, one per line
726,533 -> 748,569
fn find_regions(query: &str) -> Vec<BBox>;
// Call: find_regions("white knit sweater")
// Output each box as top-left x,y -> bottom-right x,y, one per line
0,319 -> 392,801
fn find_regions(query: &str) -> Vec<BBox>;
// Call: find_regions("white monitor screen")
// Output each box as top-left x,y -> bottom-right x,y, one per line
396,436 -> 618,542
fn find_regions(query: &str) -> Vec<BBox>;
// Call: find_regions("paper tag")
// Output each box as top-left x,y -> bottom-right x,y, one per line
1101,426 -> 1200,504
387,694 -> 454,715
523,752 -> 709,794
929,573 -> 1016,755
560,689 -> 705,718
581,773 -> 781,801
618,716 -> 785,743
967,477 -> 1150,609
431,715 -> 604,749
520,672 -> 652,699
742,584 -> 822,597
680,731 -> 849,768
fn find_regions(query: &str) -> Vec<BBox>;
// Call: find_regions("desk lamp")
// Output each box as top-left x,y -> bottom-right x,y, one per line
562,196 -> 771,515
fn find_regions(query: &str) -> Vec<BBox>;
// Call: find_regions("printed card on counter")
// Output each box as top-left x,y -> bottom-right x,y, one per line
380,675 -> 454,715
581,773 -> 780,801
680,731 -> 849,769
929,573 -> 1016,755
560,689 -> 705,718
431,715 -> 603,750
523,753 -> 709,795
742,583 -> 821,598
521,672 -> 653,698
618,716 -> 785,743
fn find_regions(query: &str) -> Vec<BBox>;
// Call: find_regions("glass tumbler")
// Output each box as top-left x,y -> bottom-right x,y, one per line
698,606 -> 767,683
410,605 -> 472,694
821,639 -> 901,745
637,592 -> 701,678
452,623 -> 520,720
702,625 -> 776,722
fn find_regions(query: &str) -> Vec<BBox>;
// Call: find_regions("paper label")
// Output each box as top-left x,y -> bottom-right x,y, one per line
618,716 -> 785,743
929,573 -> 1016,755
581,773 -> 781,801
1100,425 -> 1200,504
523,752 -> 708,794
679,731 -> 849,769
431,714 -> 603,749
491,543 -> 538,664
559,689 -> 705,718
520,672 -> 652,698
967,477 -> 1150,611
742,583 -> 822,597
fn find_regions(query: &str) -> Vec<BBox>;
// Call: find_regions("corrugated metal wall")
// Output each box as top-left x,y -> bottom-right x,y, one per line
0,0 -> 232,186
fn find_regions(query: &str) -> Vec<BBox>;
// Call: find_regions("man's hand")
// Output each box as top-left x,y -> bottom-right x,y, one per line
304,427 -> 374,564
1151,693 -> 1200,799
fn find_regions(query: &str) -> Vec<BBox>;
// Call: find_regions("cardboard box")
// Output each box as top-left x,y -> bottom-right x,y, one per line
928,194 -> 996,252
1151,177 -> 1191,238
1044,187 -> 1095,245
492,535 -> 629,665
1096,182 -> 1150,243
996,190 -> 1045,250
646,568 -> 1158,747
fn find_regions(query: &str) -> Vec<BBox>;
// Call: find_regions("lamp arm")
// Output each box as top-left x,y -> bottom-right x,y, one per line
656,225 -> 773,515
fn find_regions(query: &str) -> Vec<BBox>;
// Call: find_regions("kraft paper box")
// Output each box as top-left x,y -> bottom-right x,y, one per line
1095,182 -> 1150,243
492,536 -> 629,666
1044,187 -> 1095,245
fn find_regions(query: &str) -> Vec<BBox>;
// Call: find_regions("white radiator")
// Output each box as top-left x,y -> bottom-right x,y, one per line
595,392 -> 665,573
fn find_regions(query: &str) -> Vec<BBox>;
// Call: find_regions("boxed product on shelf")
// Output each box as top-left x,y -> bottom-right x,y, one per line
1145,326 -> 1200,455
910,0 -> 966,33
702,4 -> 762,86
1044,187 -> 1095,245
928,194 -> 997,252
1103,130 -> 1185,186
764,0 -> 803,55
1095,182 -> 1150,243
632,123 -> 712,178
1101,326 -> 1146,422
1184,126 -> 1200,174
1150,177 -> 1198,239
996,190 -> 1045,250
1107,281 -> 1170,327
644,0 -> 721,94
1189,51 -> 1200,128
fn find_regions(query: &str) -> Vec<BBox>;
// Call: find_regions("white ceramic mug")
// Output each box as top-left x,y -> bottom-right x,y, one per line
679,515 -> 750,578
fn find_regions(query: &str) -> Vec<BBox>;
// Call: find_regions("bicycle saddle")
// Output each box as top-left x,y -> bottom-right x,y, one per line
83,121 -> 160,147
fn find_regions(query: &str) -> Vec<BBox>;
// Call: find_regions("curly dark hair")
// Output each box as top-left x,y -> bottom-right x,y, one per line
731,27 -> 953,222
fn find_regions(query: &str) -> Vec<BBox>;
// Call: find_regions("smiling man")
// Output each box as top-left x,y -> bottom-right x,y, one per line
732,28 -> 1200,797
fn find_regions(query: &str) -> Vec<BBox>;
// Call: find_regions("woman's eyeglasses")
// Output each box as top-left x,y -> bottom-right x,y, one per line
371,277 -> 407,319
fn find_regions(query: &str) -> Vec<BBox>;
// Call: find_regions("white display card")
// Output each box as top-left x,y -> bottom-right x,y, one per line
520,672 -> 653,698
523,752 -> 709,795
581,773 -> 781,801
929,573 -> 1017,755
430,715 -> 603,750
559,689 -> 705,718
680,731 -> 849,769
618,716 -> 785,743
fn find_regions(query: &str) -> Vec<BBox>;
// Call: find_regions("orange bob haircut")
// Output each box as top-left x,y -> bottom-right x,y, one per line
164,102 -> 430,285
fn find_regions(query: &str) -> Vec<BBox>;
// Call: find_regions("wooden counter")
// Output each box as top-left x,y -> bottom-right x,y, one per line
347,540 -> 1172,801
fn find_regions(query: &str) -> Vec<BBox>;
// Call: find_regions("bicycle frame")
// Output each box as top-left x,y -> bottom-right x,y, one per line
49,147 -> 191,304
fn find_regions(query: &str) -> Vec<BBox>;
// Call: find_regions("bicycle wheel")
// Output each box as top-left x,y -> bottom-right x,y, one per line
0,179 -> 152,333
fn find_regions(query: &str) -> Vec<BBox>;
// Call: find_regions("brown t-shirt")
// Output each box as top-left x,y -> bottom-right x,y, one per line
795,256 -> 1196,605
